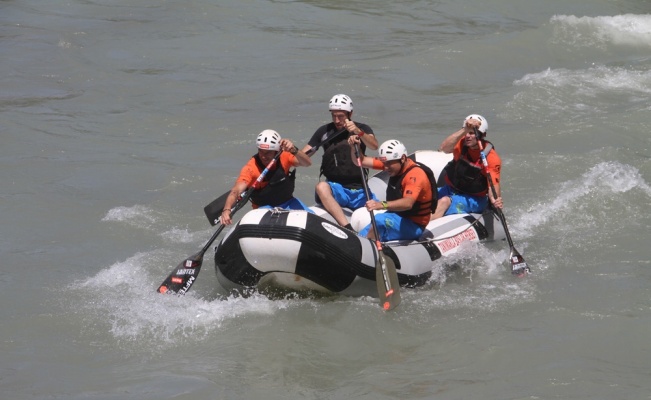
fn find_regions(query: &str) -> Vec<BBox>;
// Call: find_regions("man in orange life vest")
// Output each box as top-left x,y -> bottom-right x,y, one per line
431,114 -> 503,220
349,137 -> 435,242
220,130 -> 312,226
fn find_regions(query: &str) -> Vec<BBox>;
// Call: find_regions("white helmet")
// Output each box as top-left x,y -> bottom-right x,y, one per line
329,94 -> 353,112
378,140 -> 407,161
463,114 -> 488,135
256,129 -> 281,151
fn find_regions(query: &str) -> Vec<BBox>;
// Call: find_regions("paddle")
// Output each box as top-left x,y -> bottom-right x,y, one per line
157,151 -> 284,295
353,143 -> 401,311
474,128 -> 530,277
204,127 -> 348,225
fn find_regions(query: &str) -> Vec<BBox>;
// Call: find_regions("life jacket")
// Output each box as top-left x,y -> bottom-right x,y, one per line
248,154 -> 296,207
443,142 -> 494,196
386,161 -> 437,222
320,128 -> 365,189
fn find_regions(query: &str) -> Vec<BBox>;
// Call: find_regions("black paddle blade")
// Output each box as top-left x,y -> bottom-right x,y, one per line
204,191 -> 230,226
509,248 -> 530,277
375,249 -> 401,311
157,251 -> 204,295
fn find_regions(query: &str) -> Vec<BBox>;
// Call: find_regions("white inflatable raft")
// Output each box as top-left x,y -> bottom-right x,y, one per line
214,150 -> 506,297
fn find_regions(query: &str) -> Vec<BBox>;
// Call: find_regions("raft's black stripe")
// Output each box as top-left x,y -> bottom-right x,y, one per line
215,212 -> 294,287
215,213 -> 433,291
229,225 -> 375,279
215,234 -> 265,287
294,216 -> 358,291
382,245 -> 432,288
463,214 -> 489,240
421,240 -> 443,262
215,212 -> 373,291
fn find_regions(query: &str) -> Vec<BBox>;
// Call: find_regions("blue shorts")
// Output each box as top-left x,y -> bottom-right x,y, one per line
259,197 -> 315,213
359,212 -> 424,242
317,181 -> 378,210
437,186 -> 488,215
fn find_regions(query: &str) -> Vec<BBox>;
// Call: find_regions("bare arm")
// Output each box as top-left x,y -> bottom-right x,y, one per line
345,119 -> 378,150
301,121 -> 378,157
220,180 -> 249,225
366,171 -> 420,212
482,144 -> 503,209
281,139 -> 311,167
300,143 -> 314,155
489,181 -> 501,199
439,127 -> 467,153
488,176 -> 503,209
441,117 -> 485,153
292,148 -> 312,167
366,196 -> 416,212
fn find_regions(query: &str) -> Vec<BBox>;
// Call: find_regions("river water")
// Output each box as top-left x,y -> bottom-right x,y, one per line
2,1 -> 651,399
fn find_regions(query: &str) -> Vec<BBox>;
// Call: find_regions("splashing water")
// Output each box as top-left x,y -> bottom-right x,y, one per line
514,161 -> 651,237
102,205 -> 160,227
65,251 -> 302,349
551,14 -> 651,49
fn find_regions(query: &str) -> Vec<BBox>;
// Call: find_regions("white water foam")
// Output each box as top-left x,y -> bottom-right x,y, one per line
102,204 -> 211,244
66,240 -> 538,350
67,251 -> 307,349
403,238 -> 540,313
551,14 -> 651,49
514,160 -> 651,237
102,205 -> 160,227
514,66 -> 651,96
159,227 -> 209,244
508,65 -> 651,121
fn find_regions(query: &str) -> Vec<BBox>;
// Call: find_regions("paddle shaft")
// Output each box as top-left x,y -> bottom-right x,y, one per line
474,129 -> 529,275
475,139 -> 516,248
304,126 -> 348,157
353,144 -> 382,241
353,143 -> 401,310
190,223 -> 227,266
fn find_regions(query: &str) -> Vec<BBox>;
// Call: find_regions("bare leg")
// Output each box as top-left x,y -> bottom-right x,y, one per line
430,196 -> 451,220
316,181 -> 349,227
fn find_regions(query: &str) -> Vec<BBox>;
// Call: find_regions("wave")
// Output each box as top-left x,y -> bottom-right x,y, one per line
550,14 -> 651,49
65,250 -> 301,349
67,234 -> 537,349
102,204 -> 208,243
507,65 -> 651,121
102,204 -> 159,225
515,65 -> 651,95
515,160 -> 651,237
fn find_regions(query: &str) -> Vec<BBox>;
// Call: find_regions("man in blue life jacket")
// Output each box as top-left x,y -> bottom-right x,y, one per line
300,94 -> 379,230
